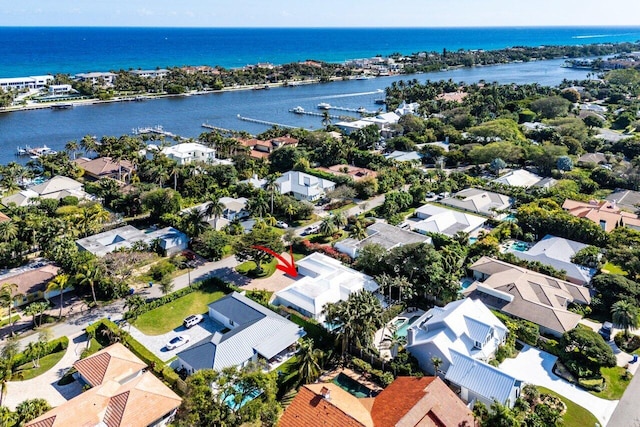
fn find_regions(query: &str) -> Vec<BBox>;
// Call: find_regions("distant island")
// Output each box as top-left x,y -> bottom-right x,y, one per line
1,41 -> 639,112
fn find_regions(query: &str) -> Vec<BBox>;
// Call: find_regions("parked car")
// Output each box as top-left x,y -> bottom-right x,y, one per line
181,250 -> 196,261
303,225 -> 320,235
183,314 -> 204,328
166,335 -> 190,350
315,197 -> 330,206
599,321 -> 613,341
276,221 -> 289,229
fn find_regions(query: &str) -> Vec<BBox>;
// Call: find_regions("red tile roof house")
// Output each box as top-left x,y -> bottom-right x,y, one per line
25,343 -> 181,427
279,376 -> 476,427
237,136 -> 298,159
562,198 -> 640,232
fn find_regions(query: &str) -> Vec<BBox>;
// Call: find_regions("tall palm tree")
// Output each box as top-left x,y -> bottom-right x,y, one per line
349,220 -> 367,241
0,221 -> 17,243
321,111 -> 332,128
264,174 -> 281,214
612,300 -> 639,337
0,283 -> 21,336
64,140 -> 80,160
79,134 -> 99,155
284,203 -> 297,222
205,199 -> 225,230
46,274 -> 72,319
182,207 -> 209,238
295,338 -> 324,385
431,356 -> 443,376
247,193 -> 269,219
333,212 -> 347,229
75,264 -> 101,307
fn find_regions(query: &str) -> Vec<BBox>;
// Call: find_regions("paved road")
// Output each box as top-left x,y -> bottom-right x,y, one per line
297,194 -> 386,236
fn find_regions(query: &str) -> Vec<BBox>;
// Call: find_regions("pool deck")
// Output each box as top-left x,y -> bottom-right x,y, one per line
374,308 -> 425,359
320,368 -> 383,394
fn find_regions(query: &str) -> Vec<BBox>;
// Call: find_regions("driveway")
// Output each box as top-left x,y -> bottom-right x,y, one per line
127,315 -> 225,362
499,345 -> 618,426
4,332 -> 85,410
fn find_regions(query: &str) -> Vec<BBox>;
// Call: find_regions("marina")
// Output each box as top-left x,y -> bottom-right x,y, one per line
289,107 -> 351,120
16,145 -> 57,158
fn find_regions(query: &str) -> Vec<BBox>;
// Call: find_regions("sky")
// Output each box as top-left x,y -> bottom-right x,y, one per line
2,0 -> 640,27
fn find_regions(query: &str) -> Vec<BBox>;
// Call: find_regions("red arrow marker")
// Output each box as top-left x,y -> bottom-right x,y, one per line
251,245 -> 298,277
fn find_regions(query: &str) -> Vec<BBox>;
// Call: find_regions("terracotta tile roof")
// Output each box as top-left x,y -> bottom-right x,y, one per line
562,198 -> 640,232
0,211 -> 10,222
74,157 -> 133,179
73,343 -> 147,387
280,383 -> 373,427
371,377 -> 476,427
25,369 -> 181,427
317,165 -> 378,181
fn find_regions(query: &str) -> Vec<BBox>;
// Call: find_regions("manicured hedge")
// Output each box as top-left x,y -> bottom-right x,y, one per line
12,336 -> 69,368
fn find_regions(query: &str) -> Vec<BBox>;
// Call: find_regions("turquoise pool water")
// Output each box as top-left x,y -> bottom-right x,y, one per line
469,237 -> 478,245
460,278 -> 474,290
333,373 -> 376,398
395,315 -> 422,338
510,241 -> 529,252
224,386 -> 262,409
505,214 -> 517,222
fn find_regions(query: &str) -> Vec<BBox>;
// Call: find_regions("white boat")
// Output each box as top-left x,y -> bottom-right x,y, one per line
292,106 -> 305,114
317,102 -> 331,110
357,107 -> 367,114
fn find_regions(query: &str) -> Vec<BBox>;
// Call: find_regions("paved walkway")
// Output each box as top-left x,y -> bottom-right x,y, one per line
4,332 -> 86,410
500,345 -> 618,426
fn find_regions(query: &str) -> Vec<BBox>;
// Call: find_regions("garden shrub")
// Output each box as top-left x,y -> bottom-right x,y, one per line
150,259 -> 176,281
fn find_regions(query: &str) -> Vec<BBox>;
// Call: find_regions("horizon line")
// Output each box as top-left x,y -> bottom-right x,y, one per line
2,25 -> 640,29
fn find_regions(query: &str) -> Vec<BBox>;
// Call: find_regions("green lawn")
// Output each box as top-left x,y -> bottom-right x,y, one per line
16,350 -> 67,381
602,262 -> 627,275
134,286 -> 226,335
537,386 -> 598,427
590,366 -> 631,400
0,315 -> 20,327
236,257 -> 278,278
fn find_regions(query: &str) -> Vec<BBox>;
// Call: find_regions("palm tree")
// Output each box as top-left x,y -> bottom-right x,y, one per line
25,340 -> 47,368
0,283 -> 21,336
65,140 -> 80,160
295,338 -> 324,385
284,203 -> 297,222
0,363 -> 15,408
205,199 -> 225,230
321,110 -> 332,128
75,264 -> 101,307
160,277 -> 174,296
431,356 -> 443,376
24,301 -> 49,328
182,207 -> 209,238
264,174 -> 281,214
333,212 -> 347,229
15,398 -> 50,425
263,214 -> 278,227
0,221 -> 17,243
612,300 -> 639,337
319,216 -> 338,238
79,134 -> 99,155
382,325 -> 407,358
349,220 -> 367,241
46,274 -> 72,319
247,193 -> 269,219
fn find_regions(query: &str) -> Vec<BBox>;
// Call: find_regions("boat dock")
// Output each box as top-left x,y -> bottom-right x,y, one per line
288,108 -> 348,120
236,114 -> 297,129
201,123 -> 236,135
133,125 -> 185,140
325,105 -> 378,114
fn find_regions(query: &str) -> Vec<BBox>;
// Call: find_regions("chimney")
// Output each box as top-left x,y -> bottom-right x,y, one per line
320,386 -> 331,401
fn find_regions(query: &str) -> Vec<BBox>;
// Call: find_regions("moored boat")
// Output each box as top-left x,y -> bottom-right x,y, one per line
317,102 -> 331,110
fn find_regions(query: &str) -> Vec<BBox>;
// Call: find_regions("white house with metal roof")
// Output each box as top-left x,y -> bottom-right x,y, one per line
272,252 -> 379,323
161,142 -> 217,165
2,176 -> 89,207
0,75 -> 53,91
440,188 -> 513,218
445,349 -> 522,408
76,225 -> 188,257
406,298 -> 507,377
492,169 -> 556,189
275,171 -> 335,202
411,204 -> 486,237
506,234 -> 597,285
335,221 -> 431,258
176,292 -> 305,373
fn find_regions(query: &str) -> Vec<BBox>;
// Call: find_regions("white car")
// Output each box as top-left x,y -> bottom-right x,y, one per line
275,221 -> 289,229
183,314 -> 204,328
166,335 -> 190,350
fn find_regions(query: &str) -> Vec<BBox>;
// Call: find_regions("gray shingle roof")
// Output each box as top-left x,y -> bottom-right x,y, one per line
445,350 -> 520,405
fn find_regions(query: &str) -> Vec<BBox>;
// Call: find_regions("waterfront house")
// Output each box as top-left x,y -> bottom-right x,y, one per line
74,156 -> 135,182
275,171 -> 335,201
272,252 -> 379,323
130,69 -> 169,79
176,292 -> 305,374
439,188 -> 513,218
161,142 -> 217,165
76,225 -> 189,257
335,221 -> 431,258
237,136 -> 299,159
406,298 -> 507,376
411,204 -> 486,237
506,234 -> 596,285
74,72 -> 117,86
384,150 -> 423,163
316,164 -> 378,181
0,75 -> 53,91
562,198 -> 640,232
464,257 -> 591,337
26,343 -> 181,427
1,176 -> 89,207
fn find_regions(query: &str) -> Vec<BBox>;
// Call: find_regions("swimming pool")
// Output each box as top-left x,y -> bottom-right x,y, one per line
460,278 -> 474,290
393,315 -> 422,338
332,373 -> 376,398
510,241 -> 529,252
223,385 -> 262,409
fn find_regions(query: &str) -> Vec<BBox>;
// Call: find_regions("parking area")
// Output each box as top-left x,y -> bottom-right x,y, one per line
499,345 -> 619,426
127,315 -> 224,362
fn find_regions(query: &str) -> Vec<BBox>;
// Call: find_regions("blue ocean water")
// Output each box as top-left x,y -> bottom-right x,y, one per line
1,26 -> 640,77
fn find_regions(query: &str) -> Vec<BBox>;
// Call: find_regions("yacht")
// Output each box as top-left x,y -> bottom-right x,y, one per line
292,106 -> 305,114
317,102 -> 331,110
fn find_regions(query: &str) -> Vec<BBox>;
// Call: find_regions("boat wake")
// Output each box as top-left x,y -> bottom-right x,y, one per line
572,33 -> 637,39
304,90 -> 384,101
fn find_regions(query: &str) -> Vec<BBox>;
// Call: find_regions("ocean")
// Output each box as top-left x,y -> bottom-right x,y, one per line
1,26 -> 640,77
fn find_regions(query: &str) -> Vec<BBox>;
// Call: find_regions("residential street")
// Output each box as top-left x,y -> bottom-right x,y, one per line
607,370 -> 640,426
